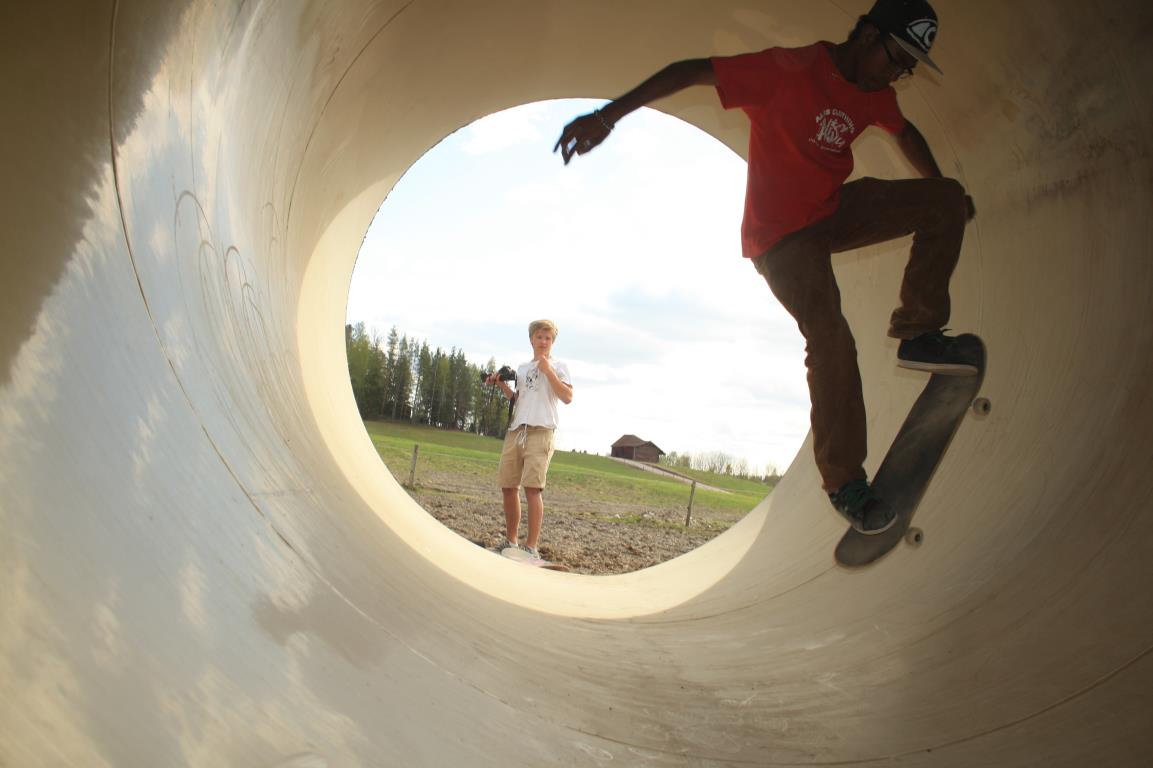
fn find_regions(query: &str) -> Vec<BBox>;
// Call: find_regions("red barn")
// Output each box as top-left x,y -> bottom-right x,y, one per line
610,434 -> 666,463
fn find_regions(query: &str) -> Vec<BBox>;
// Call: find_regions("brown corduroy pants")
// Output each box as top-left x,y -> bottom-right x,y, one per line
753,176 -> 968,493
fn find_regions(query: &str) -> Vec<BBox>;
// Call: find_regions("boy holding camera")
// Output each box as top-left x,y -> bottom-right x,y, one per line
486,320 -> 573,557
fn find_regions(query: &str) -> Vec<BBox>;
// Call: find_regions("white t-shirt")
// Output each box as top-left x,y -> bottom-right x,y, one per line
509,358 -> 571,430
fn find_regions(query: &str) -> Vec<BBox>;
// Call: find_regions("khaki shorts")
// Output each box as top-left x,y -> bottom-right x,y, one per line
498,426 -> 556,489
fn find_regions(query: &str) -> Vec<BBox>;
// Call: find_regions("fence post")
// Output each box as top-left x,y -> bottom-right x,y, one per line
407,444 -> 419,487
684,480 -> 697,527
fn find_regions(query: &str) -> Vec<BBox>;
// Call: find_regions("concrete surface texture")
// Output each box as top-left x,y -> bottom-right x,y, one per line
3,1 -> 1152,765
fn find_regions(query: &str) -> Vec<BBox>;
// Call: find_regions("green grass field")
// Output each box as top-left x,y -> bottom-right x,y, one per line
362,419 -> 773,525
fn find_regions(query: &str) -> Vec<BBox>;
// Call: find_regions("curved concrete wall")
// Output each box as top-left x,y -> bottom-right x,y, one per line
3,1 -> 1152,765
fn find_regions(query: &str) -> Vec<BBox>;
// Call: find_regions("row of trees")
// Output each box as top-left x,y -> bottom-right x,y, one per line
346,323 -> 511,437
661,450 -> 780,484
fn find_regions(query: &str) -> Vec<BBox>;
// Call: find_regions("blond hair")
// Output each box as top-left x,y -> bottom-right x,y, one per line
528,319 -> 558,339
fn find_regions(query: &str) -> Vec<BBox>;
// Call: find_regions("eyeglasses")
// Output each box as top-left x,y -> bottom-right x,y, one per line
880,37 -> 916,80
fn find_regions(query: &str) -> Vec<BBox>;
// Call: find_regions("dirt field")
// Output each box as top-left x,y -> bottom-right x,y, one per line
405,467 -> 746,575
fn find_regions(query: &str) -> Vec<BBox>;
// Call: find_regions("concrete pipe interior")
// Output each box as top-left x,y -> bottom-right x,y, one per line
3,1 -> 1152,765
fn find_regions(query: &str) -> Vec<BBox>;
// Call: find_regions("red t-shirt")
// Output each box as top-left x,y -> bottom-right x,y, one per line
712,43 -> 907,258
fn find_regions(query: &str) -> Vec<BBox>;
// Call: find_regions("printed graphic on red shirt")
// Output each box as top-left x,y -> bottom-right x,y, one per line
811,108 -> 857,152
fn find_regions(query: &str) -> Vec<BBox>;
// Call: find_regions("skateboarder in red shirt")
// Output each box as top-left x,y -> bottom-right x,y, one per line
556,0 -> 976,535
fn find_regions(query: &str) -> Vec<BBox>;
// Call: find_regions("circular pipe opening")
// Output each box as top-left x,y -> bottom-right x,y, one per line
345,99 -> 807,576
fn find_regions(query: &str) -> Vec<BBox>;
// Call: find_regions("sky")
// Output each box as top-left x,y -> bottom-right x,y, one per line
346,98 -> 809,476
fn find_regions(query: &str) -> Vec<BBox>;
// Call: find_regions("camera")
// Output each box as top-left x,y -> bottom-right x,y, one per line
480,364 -> 516,383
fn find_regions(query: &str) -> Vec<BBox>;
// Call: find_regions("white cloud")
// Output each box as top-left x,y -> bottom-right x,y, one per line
458,102 -> 552,155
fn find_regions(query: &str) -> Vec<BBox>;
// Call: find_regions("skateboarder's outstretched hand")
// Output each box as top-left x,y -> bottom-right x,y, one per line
554,111 -> 612,165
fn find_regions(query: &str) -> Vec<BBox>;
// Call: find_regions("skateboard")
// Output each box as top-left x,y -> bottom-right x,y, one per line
500,546 -> 570,572
835,334 -> 987,568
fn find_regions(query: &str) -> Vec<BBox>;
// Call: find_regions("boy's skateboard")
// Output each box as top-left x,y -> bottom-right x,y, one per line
835,335 -> 987,568
501,546 -> 570,572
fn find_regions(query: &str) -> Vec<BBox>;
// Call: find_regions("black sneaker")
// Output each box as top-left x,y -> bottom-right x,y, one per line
897,330 -> 979,375
829,479 -> 897,535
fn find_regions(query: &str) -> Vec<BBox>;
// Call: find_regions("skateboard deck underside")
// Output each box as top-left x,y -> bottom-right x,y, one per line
835,337 -> 986,568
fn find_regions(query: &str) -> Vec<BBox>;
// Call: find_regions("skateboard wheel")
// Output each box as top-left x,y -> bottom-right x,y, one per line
905,527 -> 924,547
972,397 -> 991,416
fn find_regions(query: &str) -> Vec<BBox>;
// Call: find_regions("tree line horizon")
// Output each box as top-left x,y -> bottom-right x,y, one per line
345,322 -> 780,482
